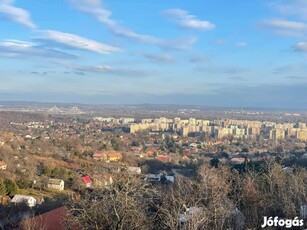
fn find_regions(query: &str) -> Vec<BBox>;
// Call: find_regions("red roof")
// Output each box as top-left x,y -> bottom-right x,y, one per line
93,151 -> 104,156
156,155 -> 170,162
22,206 -> 68,230
82,176 -> 92,184
230,158 -> 246,163
183,149 -> 191,154
258,157 -> 265,161
93,151 -> 106,159
206,139 -> 223,144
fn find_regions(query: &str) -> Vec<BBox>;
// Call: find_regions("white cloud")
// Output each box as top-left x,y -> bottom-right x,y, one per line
163,9 -> 215,31
0,39 -> 78,59
68,0 -> 197,50
94,65 -> 113,71
35,30 -> 121,54
293,42 -> 307,52
260,18 -> 307,36
69,0 -> 160,44
0,0 -> 36,28
235,42 -> 247,47
273,0 -> 307,20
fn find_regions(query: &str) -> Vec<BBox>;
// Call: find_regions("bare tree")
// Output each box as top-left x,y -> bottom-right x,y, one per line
65,174 -> 157,230
19,216 -> 47,230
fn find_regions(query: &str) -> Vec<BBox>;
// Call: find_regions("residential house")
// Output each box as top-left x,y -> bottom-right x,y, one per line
25,135 -> 32,140
93,174 -> 113,188
230,158 -> 246,164
145,173 -> 174,183
189,143 -> 200,149
188,144 -> 199,153
204,139 -> 224,146
47,179 -> 65,191
131,146 -> 142,154
92,151 -> 105,161
165,175 -> 175,182
156,155 -> 171,162
179,206 -> 203,223
144,147 -> 160,157
11,195 -> 36,207
106,152 -> 122,162
127,167 -> 141,174
81,176 -> 92,188
183,148 -> 191,154
92,151 -> 122,162
145,173 -> 161,182
19,206 -> 68,230
0,161 -> 7,170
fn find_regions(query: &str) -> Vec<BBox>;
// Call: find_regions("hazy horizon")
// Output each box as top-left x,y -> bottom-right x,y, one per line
1,99 -> 307,112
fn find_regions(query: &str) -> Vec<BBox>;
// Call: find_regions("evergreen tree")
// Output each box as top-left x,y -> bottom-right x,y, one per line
4,179 -> 18,196
210,158 -> 220,168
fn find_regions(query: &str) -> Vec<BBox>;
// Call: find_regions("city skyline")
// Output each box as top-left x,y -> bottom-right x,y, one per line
1,0 -> 307,108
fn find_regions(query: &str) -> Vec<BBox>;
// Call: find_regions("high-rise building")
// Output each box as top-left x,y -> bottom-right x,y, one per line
269,129 -> 285,140
181,126 -> 190,137
297,130 -> 307,141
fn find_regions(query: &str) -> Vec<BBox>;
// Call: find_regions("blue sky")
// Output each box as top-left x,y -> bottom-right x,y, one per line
0,0 -> 307,108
